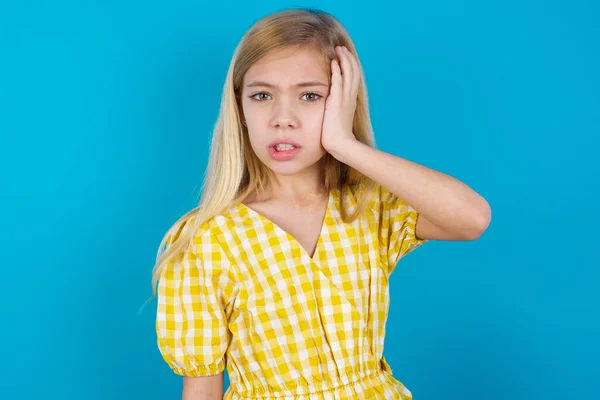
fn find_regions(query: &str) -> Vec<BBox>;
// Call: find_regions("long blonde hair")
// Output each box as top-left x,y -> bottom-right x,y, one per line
150,8 -> 379,296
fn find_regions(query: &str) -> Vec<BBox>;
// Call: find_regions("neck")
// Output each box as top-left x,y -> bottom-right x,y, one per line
255,160 -> 328,203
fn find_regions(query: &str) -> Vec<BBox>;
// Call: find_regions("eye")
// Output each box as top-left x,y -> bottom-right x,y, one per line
248,92 -> 322,102
249,92 -> 272,101
301,92 -> 322,102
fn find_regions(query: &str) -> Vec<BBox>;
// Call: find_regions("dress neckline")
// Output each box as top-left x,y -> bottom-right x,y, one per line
236,189 -> 335,262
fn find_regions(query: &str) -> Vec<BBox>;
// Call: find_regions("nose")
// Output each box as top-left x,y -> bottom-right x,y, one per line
270,100 -> 299,129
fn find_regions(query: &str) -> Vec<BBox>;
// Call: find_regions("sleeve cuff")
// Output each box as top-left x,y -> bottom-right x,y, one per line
170,358 -> 226,377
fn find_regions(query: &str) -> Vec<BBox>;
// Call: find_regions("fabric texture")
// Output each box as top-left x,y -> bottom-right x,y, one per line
156,184 -> 427,399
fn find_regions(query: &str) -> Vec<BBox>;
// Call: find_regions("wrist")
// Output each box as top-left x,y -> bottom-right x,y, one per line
327,137 -> 363,164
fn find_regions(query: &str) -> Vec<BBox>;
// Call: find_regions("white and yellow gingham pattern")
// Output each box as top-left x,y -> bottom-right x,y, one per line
156,184 -> 427,399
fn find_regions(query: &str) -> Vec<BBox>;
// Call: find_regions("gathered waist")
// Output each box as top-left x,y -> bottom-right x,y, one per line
224,357 -> 412,400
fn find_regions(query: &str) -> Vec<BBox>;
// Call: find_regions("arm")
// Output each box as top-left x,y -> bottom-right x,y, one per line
182,374 -> 224,400
330,140 -> 492,241
156,222 -> 236,400
320,46 -> 491,241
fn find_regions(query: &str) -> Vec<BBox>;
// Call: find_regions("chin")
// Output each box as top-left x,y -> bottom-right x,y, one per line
266,162 -> 310,176
260,153 -> 326,176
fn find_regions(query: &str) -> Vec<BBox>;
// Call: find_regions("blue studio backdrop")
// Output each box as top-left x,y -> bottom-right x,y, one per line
1,1 -> 598,399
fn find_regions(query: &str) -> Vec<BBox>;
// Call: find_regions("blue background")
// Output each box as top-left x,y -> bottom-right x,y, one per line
1,1 -> 598,399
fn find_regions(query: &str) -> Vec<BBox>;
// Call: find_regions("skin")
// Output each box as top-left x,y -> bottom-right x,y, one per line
321,46 -> 492,241
241,44 -> 332,201
239,43 -> 491,242
181,43 -> 492,400
182,45 -> 332,400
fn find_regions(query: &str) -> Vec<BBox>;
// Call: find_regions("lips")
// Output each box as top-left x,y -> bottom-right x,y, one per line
267,139 -> 302,149
268,145 -> 301,161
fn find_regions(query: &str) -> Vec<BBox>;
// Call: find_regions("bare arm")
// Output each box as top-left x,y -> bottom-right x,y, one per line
182,373 -> 224,400
330,140 -> 492,241
320,46 -> 491,242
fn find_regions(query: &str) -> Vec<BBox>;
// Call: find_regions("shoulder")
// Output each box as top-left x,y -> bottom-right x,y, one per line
160,209 -> 240,280
164,212 -> 205,247
338,182 -> 407,212
368,183 -> 412,212
164,207 -> 239,257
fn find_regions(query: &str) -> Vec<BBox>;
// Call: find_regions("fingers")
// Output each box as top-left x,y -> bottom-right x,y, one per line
346,48 -> 361,98
335,46 -> 352,98
330,58 -> 343,103
335,46 -> 361,101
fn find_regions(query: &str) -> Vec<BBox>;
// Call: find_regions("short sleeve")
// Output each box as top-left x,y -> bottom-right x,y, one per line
156,221 -> 240,377
376,184 -> 428,274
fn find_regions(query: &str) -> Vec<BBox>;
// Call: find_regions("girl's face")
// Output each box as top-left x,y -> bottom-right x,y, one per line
240,45 -> 331,177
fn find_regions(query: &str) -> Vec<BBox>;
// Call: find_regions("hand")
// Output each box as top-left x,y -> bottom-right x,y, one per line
321,45 -> 362,158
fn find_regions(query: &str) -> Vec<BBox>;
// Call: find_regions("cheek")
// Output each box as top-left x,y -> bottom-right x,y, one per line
304,107 -> 326,135
246,128 -> 265,152
243,103 -> 269,127
241,103 -> 264,140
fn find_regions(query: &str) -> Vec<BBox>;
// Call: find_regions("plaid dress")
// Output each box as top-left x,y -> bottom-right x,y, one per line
156,184 -> 427,399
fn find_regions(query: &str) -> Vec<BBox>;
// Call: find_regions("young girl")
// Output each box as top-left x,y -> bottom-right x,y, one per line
152,8 -> 491,400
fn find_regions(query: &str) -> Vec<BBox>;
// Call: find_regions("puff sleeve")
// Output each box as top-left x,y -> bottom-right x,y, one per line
376,184 -> 428,275
156,221 -> 240,376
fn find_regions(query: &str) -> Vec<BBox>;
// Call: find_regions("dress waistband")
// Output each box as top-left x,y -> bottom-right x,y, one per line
228,357 -> 395,399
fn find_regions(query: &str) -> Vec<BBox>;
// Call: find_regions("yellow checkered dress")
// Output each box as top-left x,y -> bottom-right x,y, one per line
156,184 -> 427,399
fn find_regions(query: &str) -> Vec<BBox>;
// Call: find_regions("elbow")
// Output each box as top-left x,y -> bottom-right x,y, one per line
464,200 -> 492,241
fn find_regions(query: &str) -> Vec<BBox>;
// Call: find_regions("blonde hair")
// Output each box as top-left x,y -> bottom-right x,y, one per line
150,8 -> 379,296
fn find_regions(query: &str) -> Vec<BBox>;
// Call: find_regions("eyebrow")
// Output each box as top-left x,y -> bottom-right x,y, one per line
245,80 -> 328,89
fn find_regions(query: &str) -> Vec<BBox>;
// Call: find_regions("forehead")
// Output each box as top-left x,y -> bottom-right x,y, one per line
243,46 -> 329,88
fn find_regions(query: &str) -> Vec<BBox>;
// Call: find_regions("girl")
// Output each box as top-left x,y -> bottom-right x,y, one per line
152,8 -> 491,400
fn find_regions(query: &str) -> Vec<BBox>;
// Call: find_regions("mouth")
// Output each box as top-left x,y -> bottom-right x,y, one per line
268,140 -> 302,152
267,140 -> 302,161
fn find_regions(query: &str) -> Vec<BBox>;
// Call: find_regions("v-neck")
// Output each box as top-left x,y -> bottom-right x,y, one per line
237,190 -> 334,262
